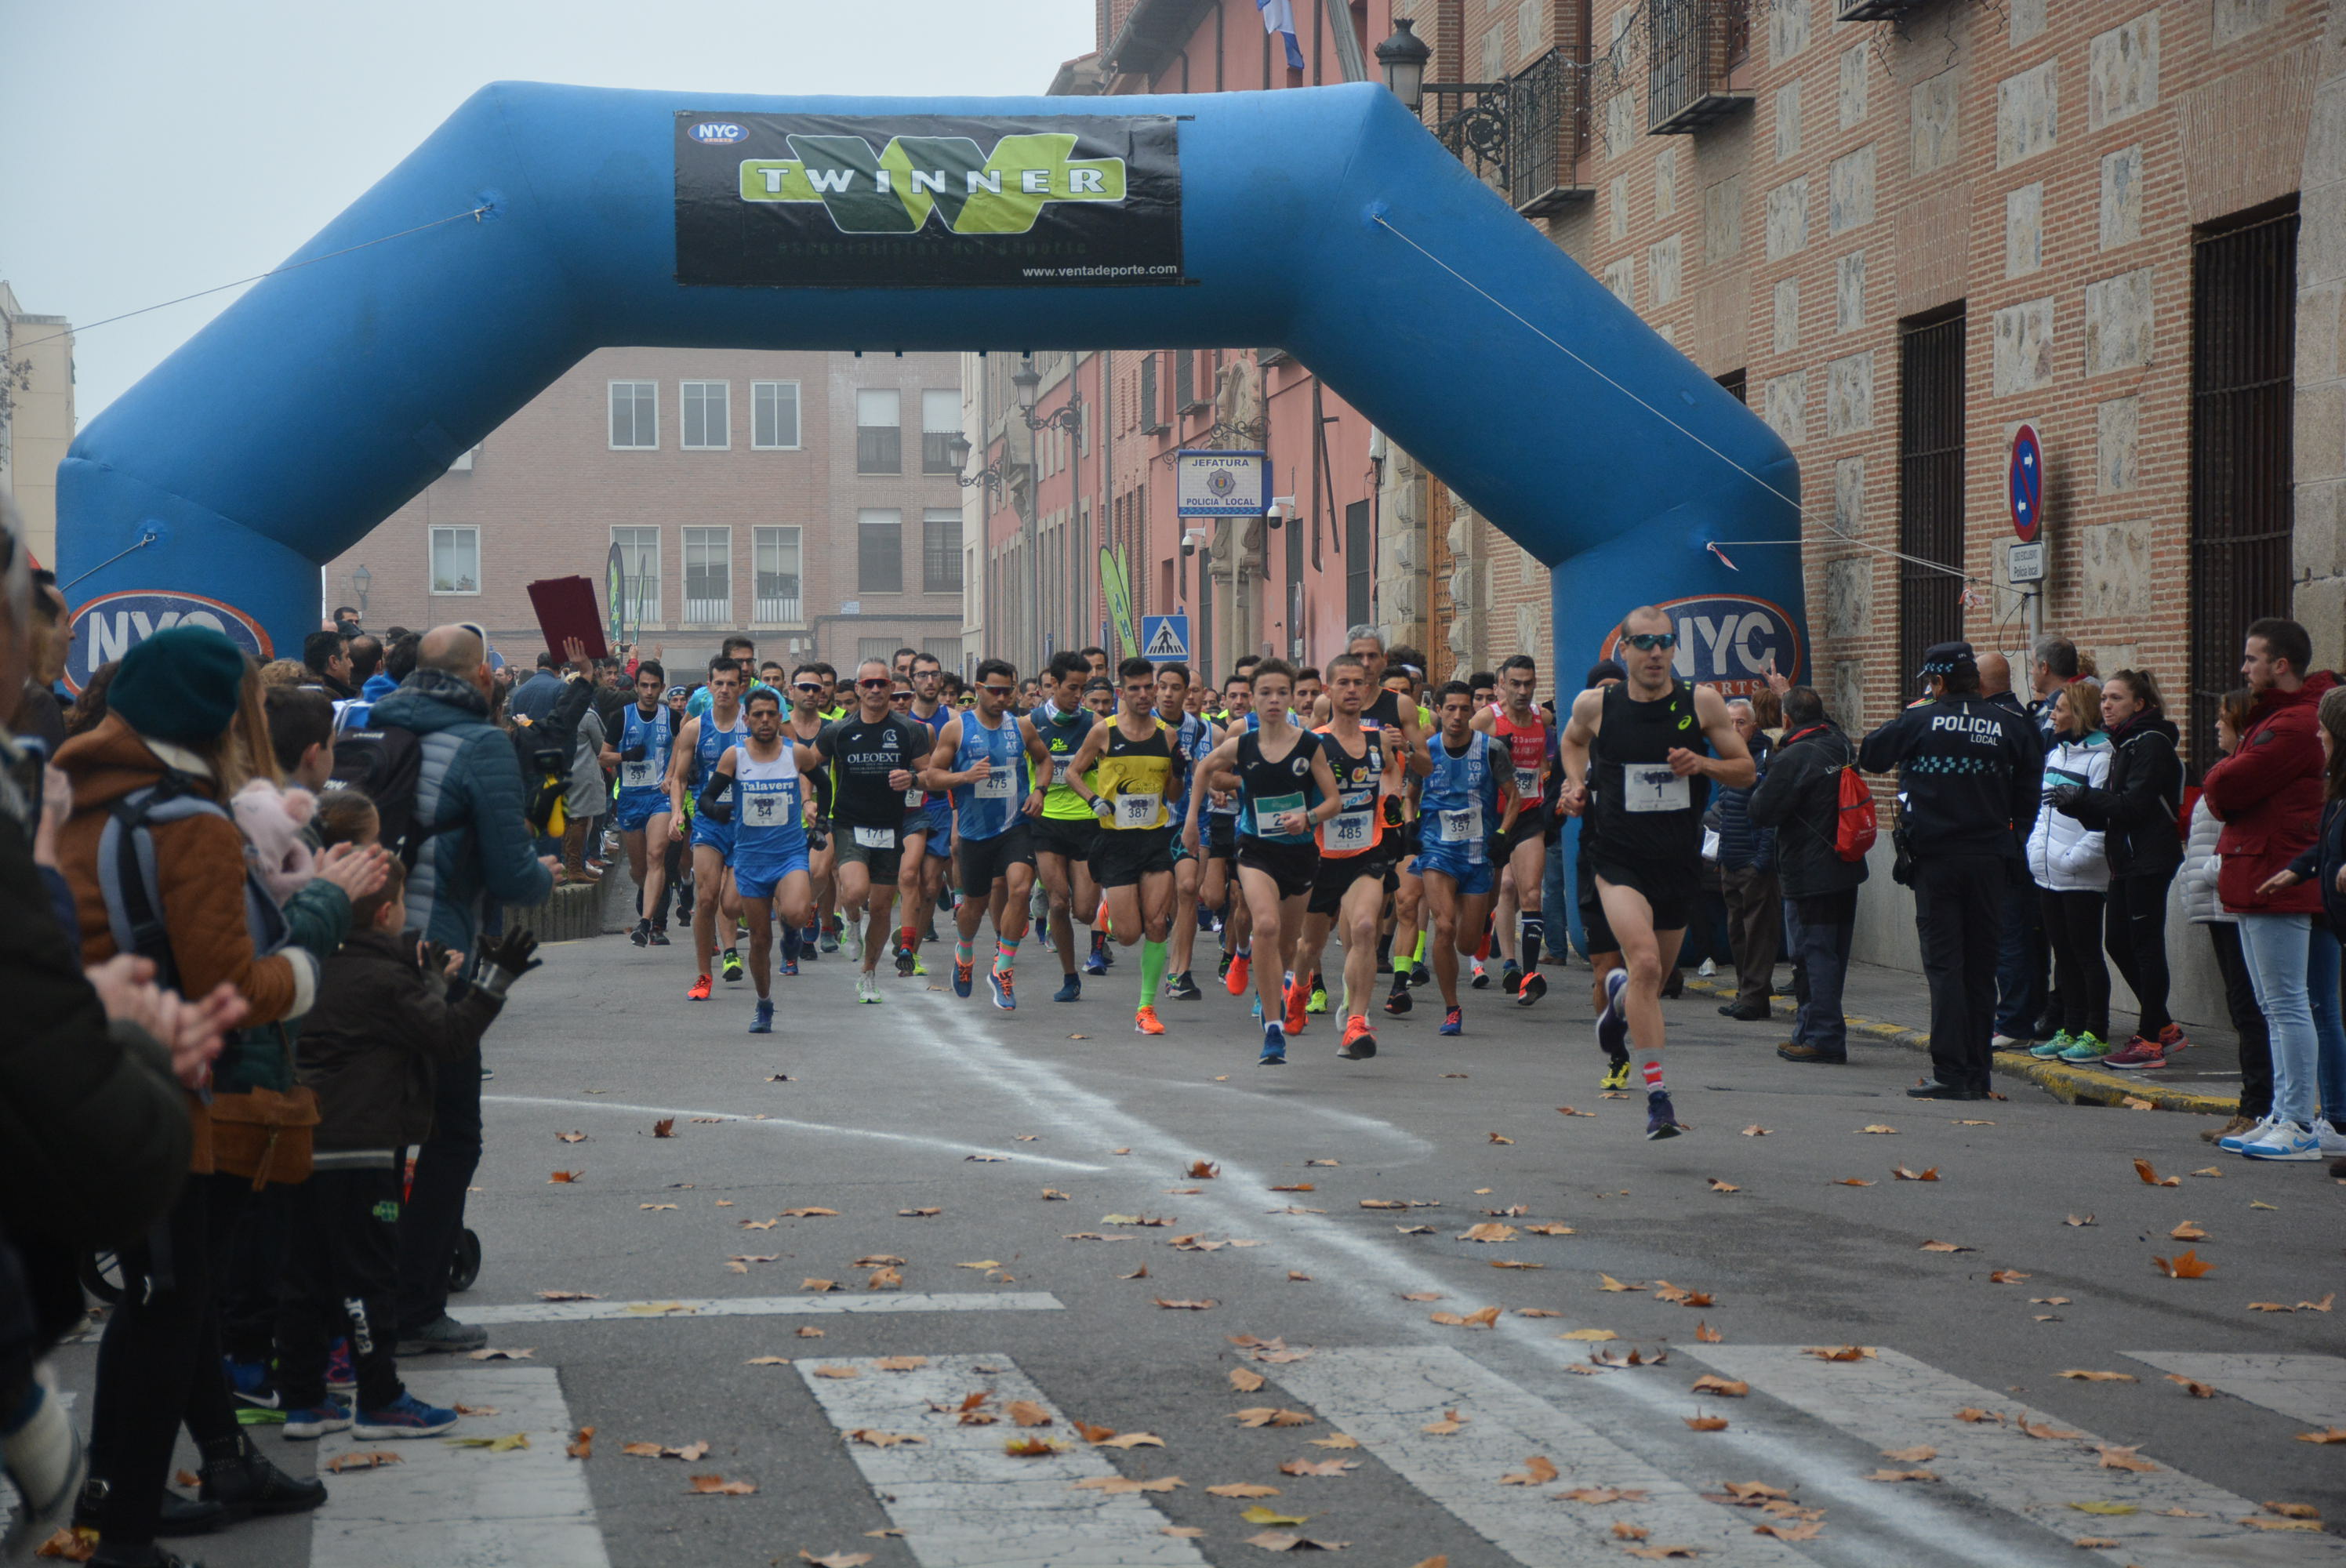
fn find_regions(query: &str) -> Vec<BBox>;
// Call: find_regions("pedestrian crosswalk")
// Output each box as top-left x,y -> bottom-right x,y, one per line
149,1339 -> 2341,1567
461,1290 -> 1065,1326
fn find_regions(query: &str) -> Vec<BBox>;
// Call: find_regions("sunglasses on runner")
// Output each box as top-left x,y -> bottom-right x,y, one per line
891,690 -> 913,702
981,684 -> 1016,697
1624,632 -> 1678,652
793,682 -> 821,692
856,677 -> 892,689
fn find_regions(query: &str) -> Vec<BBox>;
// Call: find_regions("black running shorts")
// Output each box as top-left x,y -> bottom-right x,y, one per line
1588,855 -> 1698,934
1091,826 -> 1175,888
1237,836 -> 1320,902
957,822 -> 1036,900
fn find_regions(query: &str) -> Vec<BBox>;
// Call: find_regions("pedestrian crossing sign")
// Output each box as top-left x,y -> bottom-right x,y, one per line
1140,614 -> 1189,662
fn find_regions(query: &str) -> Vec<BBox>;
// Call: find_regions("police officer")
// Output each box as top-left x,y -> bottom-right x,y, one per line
1858,641 -> 2044,1101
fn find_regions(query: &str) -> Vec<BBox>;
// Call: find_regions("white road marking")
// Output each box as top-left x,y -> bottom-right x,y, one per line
2123,1352 -> 2346,1429
461,1291 -> 1064,1325
892,989 -> 2010,1560
484,1094 -> 1113,1171
1692,1345 -> 2346,1566
1266,1345 -> 1814,1566
797,1352 -> 1205,1567
308,1367 -> 606,1568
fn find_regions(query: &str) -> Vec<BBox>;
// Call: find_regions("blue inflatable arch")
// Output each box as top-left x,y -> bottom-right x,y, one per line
59,81 -> 1801,685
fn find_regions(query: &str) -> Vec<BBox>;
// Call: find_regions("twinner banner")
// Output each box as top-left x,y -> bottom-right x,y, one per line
674,112 -> 1184,289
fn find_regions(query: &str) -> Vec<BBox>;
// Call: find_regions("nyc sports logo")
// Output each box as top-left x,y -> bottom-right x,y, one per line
738,132 -> 1125,235
691,122 -> 746,143
1600,595 -> 1801,699
66,590 -> 273,694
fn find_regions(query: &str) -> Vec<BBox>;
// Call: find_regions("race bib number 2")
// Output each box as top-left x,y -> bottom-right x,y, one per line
1622,764 -> 1691,814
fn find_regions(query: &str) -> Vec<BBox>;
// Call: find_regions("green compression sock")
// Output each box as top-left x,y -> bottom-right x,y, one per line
1140,938 -> 1169,1005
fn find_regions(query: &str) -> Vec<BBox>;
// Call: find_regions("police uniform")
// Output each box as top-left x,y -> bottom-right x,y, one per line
1858,641 -> 2046,1099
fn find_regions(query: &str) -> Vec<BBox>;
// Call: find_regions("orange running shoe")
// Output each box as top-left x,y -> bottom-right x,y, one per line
687,975 -> 712,1000
1224,952 -> 1251,996
1284,978 -> 1309,1036
1134,1005 -> 1168,1036
1338,1015 -> 1378,1060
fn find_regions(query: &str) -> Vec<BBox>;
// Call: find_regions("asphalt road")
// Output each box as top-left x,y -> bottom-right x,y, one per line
47,922 -> 2346,1568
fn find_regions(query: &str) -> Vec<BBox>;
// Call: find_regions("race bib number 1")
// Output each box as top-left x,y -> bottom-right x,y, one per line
1622,764 -> 1692,814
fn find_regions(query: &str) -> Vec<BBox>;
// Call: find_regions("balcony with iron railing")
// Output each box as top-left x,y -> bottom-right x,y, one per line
1646,0 -> 1753,136
1424,48 -> 1594,219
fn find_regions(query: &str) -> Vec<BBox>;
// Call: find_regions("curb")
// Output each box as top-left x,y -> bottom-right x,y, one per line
1679,976 -> 2237,1117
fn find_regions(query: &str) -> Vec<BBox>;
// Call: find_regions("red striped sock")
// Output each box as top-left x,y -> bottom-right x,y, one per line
1642,1060 -> 1665,1091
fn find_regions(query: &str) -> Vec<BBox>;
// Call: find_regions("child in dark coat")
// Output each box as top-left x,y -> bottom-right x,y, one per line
274,861 -> 537,1439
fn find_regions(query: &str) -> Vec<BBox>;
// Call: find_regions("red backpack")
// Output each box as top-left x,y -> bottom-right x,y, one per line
1785,724 -> 1876,862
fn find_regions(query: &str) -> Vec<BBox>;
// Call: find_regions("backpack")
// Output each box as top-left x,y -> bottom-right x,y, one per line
1785,724 -> 1877,863
324,724 -> 443,869
96,773 -> 291,990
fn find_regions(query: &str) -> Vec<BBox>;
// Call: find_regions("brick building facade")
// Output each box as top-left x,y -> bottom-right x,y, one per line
325,349 -> 968,674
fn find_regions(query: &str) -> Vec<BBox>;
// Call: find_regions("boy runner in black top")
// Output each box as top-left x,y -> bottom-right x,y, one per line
1292,654 -> 1415,1060
1064,656 -> 1188,1037
1195,659 -> 1345,1067
1030,650 -> 1105,1002
805,659 -> 929,1004
1204,669 -> 1255,994
1559,606 -> 1754,1139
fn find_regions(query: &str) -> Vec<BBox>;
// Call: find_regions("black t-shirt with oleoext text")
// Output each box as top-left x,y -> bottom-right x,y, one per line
816,713 -> 930,830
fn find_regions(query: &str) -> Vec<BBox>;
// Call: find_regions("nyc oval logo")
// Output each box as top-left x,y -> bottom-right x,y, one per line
1600,594 -> 1801,698
691,122 -> 747,143
66,590 -> 273,695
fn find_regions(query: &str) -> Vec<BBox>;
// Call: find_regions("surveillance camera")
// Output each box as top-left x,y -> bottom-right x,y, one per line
1181,536 -> 1197,557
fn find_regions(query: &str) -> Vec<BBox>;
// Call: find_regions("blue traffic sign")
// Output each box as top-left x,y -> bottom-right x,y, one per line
2009,423 -> 2043,543
1140,613 -> 1190,662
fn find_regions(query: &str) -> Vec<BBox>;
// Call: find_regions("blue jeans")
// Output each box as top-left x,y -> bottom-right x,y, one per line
1994,866 -> 2046,1036
1785,890 -> 1855,1055
1556,827 -> 1585,960
2238,913 -> 2317,1128
2310,924 -> 2345,1122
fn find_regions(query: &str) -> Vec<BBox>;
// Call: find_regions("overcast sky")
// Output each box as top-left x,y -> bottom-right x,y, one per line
0,0 -> 1097,423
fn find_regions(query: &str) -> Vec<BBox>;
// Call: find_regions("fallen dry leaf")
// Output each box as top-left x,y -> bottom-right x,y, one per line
1954,1407 -> 2003,1424
1696,1321 -> 1723,1343
467,1348 -> 534,1361
1155,1298 -> 1218,1311
2097,1444 -> 2158,1472
2165,1374 -> 2216,1397
2297,1428 -> 2346,1444
2252,1200 -> 2280,1210
687,1473 -> 755,1495
548,1171 -> 581,1184
566,1425 -> 594,1460
1868,1468 -> 1939,1483
798,1552 -> 874,1568
1556,1105 -> 1597,1118
1232,1407 -> 1316,1428
1002,1436 -> 1067,1457
898,1207 -> 941,1218
1683,1414 -> 1730,1432
1741,1124 -> 1770,1137
866,1266 -> 904,1290
2170,1221 -> 2208,1241
1753,1521 -> 1823,1541
1240,1505 -> 1309,1526
1802,1345 -> 1876,1362
1006,1400 -> 1052,1428
1071,1475 -> 1184,1494
652,1118 -> 675,1138
1498,1456 -> 1560,1486
1281,1459 -> 1360,1478
1892,1166 -> 1941,1182
2191,1165 -> 2224,1178
2017,1416 -> 2084,1440
796,1326 -> 824,1338
1834,1178 -> 1875,1187
639,1203 -> 678,1212
555,1131 -> 586,1143
2059,1370 -> 2138,1383
1269,1183 -> 1316,1192
1309,1434 -> 1361,1450
801,1278 -> 840,1293
2239,1516 -> 2323,1532
809,1365 -> 859,1380
1988,1269 -> 2030,1284
1919,1240 -> 1974,1253
324,1450 -> 403,1472
1613,1522 -> 1651,1541
1490,1259 -> 1544,1271
1862,1124 -> 1898,1134
1458,1222 -> 1518,1243
1556,1486 -> 1649,1504
536,1289 -> 601,1301
1188,1160 -> 1221,1179
2265,1502 -> 2322,1519
1208,1482 -> 1284,1498
744,1356 -> 792,1366
1707,1178 -> 1741,1193
869,1356 -> 927,1372
1598,1274 -> 1644,1293
2305,1294 -> 2337,1312
1100,1432 -> 1166,1450
1420,1410 -> 1469,1436
780,1207 -> 838,1218
1244,1530 -> 1350,1552
1690,1374 -> 1749,1398
1488,1133 -> 1515,1145
1523,1221 -> 1576,1236
1429,1305 -> 1502,1329
2152,1249 -> 2214,1279
2065,1214 -> 2097,1226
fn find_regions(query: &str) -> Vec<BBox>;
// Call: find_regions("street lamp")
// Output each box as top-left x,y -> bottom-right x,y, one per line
1375,17 -> 1431,111
1011,359 -> 1041,414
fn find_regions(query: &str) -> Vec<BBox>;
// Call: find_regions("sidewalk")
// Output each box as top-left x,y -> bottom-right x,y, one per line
1677,960 -> 2241,1118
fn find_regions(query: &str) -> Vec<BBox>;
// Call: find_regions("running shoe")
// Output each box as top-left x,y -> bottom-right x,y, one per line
1595,968 -> 1629,1061
782,955 -> 799,978
2157,1022 -> 2193,1055
1258,1024 -> 1287,1066
1408,965 -> 1433,989
844,920 -> 864,964
1283,979 -> 1309,1036
1384,984 -> 1413,1016
352,1392 -> 459,1439
721,949 -> 743,983
1600,1056 -> 1632,1091
1197,906 -> 1216,932
281,1399 -> 352,1441
687,975 -> 711,1001
895,944 -> 917,978
2057,1033 -> 2112,1064
1084,942 -> 1110,977
2218,1115 -> 2279,1153
630,919 -> 651,948
1053,973 -> 1081,1004
1135,1006 -> 1168,1036
819,927 -> 840,954
1516,971 -> 1548,1007
224,1356 -> 281,1408
1305,982 -> 1329,1014
855,972 -> 882,1004
750,999 -> 774,1034
1439,1007 -> 1464,1036
2028,1030 -> 2075,1060
801,926 -> 823,960
1166,971 -> 1204,1001
2101,1035 -> 2166,1070
910,953 -> 928,977
1225,952 -> 1251,996
1470,959 -> 1490,989
953,958 -> 975,998
1040,922 -> 1057,954
988,967 -> 1016,1011
648,924 -> 671,947
1645,1089 -> 1683,1141
1501,962 -> 1523,996
323,1338 -> 354,1395
2240,1120 -> 2322,1162
1337,1016 -> 1377,1061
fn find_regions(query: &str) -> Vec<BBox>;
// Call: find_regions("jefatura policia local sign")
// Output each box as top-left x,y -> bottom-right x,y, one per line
674,112 -> 1184,289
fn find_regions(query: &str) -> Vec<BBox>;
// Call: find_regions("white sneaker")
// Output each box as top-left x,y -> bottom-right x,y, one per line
2217,1114 -> 2279,1153
855,972 -> 882,1004
2240,1120 -> 2323,1162
1991,1033 -> 2028,1050
845,917 -> 864,963
1697,958 -> 1717,978
2315,1119 -> 2346,1156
